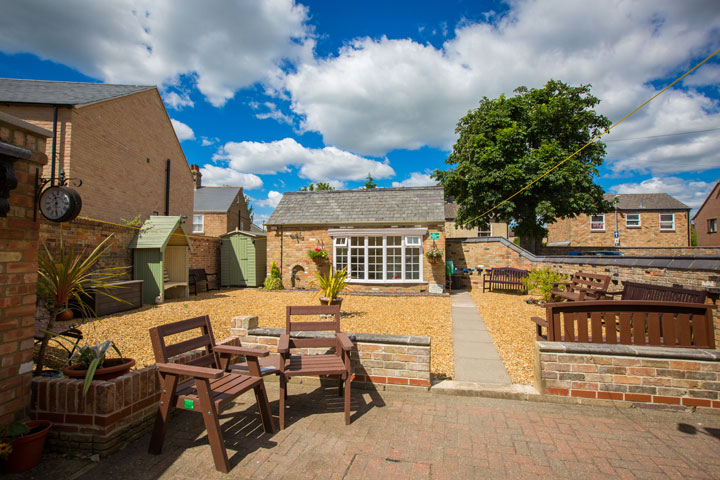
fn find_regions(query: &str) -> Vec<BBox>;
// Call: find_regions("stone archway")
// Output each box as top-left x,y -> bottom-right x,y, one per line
290,264 -> 306,288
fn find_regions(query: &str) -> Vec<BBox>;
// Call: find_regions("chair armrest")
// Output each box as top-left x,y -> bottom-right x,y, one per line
214,345 -> 269,358
336,332 -> 354,351
156,362 -> 224,379
278,334 -> 290,353
530,316 -> 548,328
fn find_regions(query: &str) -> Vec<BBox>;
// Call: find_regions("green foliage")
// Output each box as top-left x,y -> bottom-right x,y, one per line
244,194 -> 255,222
300,182 -> 334,191
43,335 -> 122,394
425,246 -> 443,260
313,267 -> 349,300
521,267 -> 567,301
363,174 -> 377,189
434,79 -> 612,244
691,224 -> 698,246
1,422 -> 29,442
264,261 -> 284,290
120,214 -> 144,227
308,247 -> 329,260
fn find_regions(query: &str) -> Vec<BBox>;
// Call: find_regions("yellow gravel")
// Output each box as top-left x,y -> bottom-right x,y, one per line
68,289 -> 453,378
469,290 -> 543,385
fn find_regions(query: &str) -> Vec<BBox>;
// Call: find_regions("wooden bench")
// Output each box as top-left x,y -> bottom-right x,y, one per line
531,300 -> 715,349
606,281 -> 707,304
189,268 -> 219,295
163,267 -> 187,291
84,280 -> 143,315
482,267 -> 529,293
551,272 -> 610,301
148,315 -> 275,473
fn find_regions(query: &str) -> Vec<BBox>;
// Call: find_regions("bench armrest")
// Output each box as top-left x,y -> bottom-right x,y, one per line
336,332 -> 354,351
530,316 -> 548,328
206,272 -> 218,278
156,362 -> 224,379
214,345 -> 269,358
278,334 -> 290,353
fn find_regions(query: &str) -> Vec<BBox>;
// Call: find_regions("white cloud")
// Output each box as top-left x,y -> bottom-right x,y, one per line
199,165 -> 263,190
163,90 -> 194,110
611,176 -> 714,211
255,191 -> 284,208
0,0 -> 314,107
201,137 -> 218,147
170,119 -> 194,141
212,138 -> 395,182
392,172 -> 437,188
251,102 -> 295,125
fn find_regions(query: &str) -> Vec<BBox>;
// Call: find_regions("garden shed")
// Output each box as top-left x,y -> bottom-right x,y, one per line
220,229 -> 267,287
129,216 -> 194,304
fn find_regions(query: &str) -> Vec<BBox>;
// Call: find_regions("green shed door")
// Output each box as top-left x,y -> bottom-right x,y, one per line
133,249 -> 163,304
221,235 -> 248,286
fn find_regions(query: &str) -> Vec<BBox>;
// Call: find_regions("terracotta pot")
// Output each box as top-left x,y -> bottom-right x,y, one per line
319,297 -> 343,307
2,420 -> 52,474
63,357 -> 135,381
56,309 -> 73,322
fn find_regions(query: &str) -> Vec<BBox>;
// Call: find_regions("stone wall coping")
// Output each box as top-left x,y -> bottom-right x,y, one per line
537,341 -> 720,361
247,328 -> 431,346
446,236 -> 720,272
0,110 -> 53,137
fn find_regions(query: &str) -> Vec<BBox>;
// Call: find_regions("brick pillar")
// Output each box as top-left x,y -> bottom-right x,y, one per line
0,112 -> 50,425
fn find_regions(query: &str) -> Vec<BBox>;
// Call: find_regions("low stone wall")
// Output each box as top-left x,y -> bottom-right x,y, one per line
535,341 -> 720,409
231,316 -> 431,389
540,246 -> 720,257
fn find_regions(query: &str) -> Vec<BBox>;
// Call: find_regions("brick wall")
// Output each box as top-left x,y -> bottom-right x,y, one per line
189,235 -> 221,275
231,316 -> 431,389
535,342 -> 720,410
0,113 -> 50,425
267,224 -> 446,293
547,210 -> 690,247
198,212 -> 227,238
445,221 -> 508,239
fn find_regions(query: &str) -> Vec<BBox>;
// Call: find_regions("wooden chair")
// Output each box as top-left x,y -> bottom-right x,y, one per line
148,315 -> 275,473
277,305 -> 354,429
606,281 -> 707,304
551,272 -> 610,301
189,268 -> 219,295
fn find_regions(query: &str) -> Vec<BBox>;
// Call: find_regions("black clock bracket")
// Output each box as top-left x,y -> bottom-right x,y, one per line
35,170 -> 83,223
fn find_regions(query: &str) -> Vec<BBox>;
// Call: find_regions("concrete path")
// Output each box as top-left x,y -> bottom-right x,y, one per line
452,291 -> 512,385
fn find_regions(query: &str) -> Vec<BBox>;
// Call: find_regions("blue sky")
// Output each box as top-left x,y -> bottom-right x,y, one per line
1,0 -> 719,224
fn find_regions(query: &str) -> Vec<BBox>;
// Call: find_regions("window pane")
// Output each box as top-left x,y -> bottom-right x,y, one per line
405,236 -> 421,246
368,237 -> 383,280
351,236 -> 364,246
350,237 -> 365,279
626,213 -> 640,227
709,219 -> 718,233
590,215 -> 604,230
387,246 -> 402,280
335,247 -> 348,273
193,215 -> 203,233
405,247 -> 420,280
659,214 -> 674,230
368,236 -> 382,246
387,236 -> 401,246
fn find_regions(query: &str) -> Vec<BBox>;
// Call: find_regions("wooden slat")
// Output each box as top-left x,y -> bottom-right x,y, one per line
676,313 -> 692,346
552,312 -> 561,342
590,312 -> 603,343
692,313 -> 708,348
577,313 -> 589,343
289,321 -> 338,332
605,313 -> 617,344
185,354 -> 215,368
164,334 -> 212,359
631,312 -> 645,346
563,312 -> 576,342
290,337 -> 337,349
155,315 -> 208,337
619,312 -> 632,345
647,312 -> 661,346
662,313 -> 676,346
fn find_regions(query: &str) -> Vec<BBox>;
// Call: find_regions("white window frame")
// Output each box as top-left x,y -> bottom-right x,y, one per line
625,213 -> 641,228
192,214 -> 204,233
331,231 -> 425,284
708,218 -> 717,234
590,214 -> 605,231
659,213 -> 675,231
478,224 -> 492,237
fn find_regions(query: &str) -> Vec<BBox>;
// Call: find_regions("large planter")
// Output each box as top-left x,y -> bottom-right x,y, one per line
319,296 -> 343,308
63,358 -> 135,381
2,420 -> 52,474
56,309 -> 74,322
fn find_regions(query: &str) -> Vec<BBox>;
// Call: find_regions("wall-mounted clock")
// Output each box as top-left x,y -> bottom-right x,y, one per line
39,185 -> 82,222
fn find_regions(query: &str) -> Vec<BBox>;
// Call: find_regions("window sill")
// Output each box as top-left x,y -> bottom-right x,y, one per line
590,229 -> 605,233
626,226 -> 641,229
347,280 -> 428,284
659,229 -> 675,232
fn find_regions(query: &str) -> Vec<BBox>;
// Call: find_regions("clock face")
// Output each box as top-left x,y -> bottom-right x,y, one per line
39,186 -> 81,222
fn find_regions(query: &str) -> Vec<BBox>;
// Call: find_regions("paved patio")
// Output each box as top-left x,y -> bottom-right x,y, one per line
16,382 -> 720,480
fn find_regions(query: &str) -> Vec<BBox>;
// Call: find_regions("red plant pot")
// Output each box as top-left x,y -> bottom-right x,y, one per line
63,357 -> 135,381
56,309 -> 73,322
2,420 -> 52,474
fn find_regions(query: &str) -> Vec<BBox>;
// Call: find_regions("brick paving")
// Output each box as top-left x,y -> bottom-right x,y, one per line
16,382 -> 720,479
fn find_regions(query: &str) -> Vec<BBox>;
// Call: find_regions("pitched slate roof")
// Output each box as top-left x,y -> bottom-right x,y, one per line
0,78 -> 154,106
194,187 -> 242,213
604,193 -> 689,210
266,186 -> 445,226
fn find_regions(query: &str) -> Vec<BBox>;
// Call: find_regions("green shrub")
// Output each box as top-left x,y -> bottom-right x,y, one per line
521,267 -> 567,301
264,261 -> 284,290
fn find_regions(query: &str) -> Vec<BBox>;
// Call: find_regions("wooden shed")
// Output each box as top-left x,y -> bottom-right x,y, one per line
220,229 -> 267,287
129,216 -> 194,304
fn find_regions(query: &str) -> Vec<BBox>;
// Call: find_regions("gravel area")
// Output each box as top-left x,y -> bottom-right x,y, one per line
49,289 -> 453,378
469,290 -> 543,385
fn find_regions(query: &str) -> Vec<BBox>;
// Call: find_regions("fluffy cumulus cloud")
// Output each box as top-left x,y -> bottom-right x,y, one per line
255,191 -> 284,208
212,138 -> 395,183
611,177 -> 714,211
391,172 -> 437,188
282,1 -> 720,172
163,90 -> 194,110
199,165 -> 263,190
0,0 -> 313,106
170,119 -> 194,141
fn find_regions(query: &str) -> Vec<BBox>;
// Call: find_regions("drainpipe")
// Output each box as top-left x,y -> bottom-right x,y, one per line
165,159 -> 171,215
279,226 -> 284,276
51,106 -> 58,185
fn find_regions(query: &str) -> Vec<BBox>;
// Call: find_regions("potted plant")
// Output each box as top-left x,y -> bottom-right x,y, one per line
521,267 -> 568,304
1,420 -> 52,474
308,247 -> 329,261
35,234 -> 128,376
313,267 -> 349,307
425,246 -> 443,262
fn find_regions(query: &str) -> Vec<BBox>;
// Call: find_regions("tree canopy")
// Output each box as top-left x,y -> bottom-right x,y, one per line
363,174 -> 377,189
244,194 -> 254,222
300,182 -> 334,191
433,79 -> 612,249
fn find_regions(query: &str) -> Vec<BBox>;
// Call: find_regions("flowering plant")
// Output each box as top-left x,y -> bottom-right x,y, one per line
425,246 -> 443,261
0,442 -> 12,460
308,247 -> 329,260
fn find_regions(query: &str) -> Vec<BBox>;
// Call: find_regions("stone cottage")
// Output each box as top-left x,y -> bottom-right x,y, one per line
265,186 -> 446,292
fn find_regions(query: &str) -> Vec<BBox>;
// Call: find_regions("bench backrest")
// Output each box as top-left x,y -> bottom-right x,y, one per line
189,268 -> 209,283
544,300 -> 715,349
491,267 -> 529,281
149,315 -> 219,368
286,305 -> 341,351
621,281 -> 707,304
568,272 -> 610,292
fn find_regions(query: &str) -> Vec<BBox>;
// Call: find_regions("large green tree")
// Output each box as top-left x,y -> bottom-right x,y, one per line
434,79 -> 612,252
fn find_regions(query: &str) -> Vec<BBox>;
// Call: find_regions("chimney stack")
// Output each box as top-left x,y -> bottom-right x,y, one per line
190,164 -> 202,189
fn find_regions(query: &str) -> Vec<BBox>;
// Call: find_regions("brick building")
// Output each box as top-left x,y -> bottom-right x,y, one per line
546,193 -> 691,247
266,186 -> 446,293
693,180 -> 720,246
0,78 -> 194,223
444,201 -> 509,239
190,164 -> 251,237
0,111 -> 50,424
